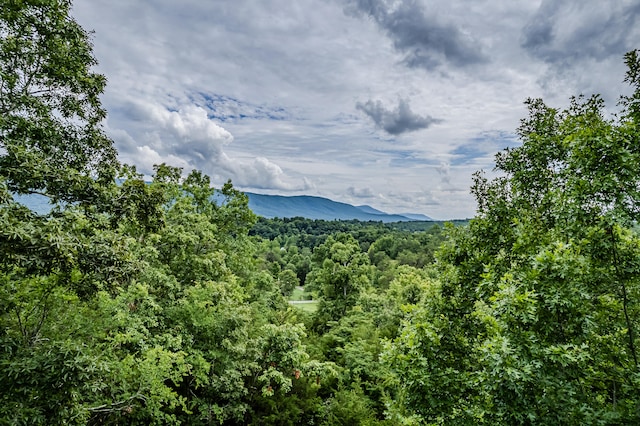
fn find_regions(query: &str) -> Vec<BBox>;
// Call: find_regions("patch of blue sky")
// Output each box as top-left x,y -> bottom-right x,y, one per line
192,92 -> 291,122
451,130 -> 520,166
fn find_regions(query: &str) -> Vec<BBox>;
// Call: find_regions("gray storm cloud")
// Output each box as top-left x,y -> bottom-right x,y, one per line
356,98 -> 441,135
347,186 -> 375,198
521,0 -> 640,64
345,0 -> 486,69
436,161 -> 451,184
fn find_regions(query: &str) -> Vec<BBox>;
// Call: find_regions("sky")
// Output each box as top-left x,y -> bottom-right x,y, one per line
72,0 -> 640,219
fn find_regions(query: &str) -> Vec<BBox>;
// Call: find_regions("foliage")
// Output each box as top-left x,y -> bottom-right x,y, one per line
0,2 -> 332,423
249,216 -> 448,251
384,50 -> 640,425
307,233 -> 373,328
6,1 -> 640,424
0,0 -> 117,205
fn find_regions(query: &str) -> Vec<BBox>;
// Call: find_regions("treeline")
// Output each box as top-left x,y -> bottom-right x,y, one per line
250,217 -> 448,292
3,1 -> 640,424
249,216 -> 457,250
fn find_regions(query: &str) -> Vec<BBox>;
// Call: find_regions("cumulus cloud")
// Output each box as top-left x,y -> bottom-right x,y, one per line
228,156 -> 311,191
356,98 -> 441,135
345,0 -> 486,69
150,104 -> 233,164
110,102 -> 308,190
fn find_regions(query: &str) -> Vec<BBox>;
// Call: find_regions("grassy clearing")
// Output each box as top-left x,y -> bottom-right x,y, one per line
290,286 -> 307,301
289,286 -> 318,313
290,301 -> 319,313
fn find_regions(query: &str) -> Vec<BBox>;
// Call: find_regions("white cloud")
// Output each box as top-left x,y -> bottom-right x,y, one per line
72,0 -> 635,218
230,156 -> 311,191
108,101 -> 306,190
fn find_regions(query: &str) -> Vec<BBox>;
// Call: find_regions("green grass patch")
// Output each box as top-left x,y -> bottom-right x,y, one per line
288,286 -> 318,313
290,287 -> 306,301
289,300 -> 319,313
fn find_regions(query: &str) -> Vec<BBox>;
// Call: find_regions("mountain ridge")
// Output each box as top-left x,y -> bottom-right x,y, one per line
246,192 -> 431,222
12,191 -> 434,223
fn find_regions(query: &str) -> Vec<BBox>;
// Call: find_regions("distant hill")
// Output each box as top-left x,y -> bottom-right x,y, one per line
355,205 -> 386,215
11,191 -> 433,223
356,204 -> 432,221
397,212 -> 433,221
13,194 -> 53,215
246,193 -> 431,222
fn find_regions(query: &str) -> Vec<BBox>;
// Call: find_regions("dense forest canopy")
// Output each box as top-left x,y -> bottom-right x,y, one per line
2,1 -> 640,424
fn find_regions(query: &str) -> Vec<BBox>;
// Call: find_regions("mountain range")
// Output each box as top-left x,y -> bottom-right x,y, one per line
12,192 -> 433,223
246,193 -> 431,222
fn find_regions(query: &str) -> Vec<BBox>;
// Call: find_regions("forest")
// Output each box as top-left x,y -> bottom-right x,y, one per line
2,1 -> 640,424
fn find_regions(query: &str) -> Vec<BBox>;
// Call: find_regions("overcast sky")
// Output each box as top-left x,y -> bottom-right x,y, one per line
73,0 -> 640,219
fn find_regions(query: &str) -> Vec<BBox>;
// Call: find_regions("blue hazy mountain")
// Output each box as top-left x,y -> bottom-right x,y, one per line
397,212 -> 433,221
246,193 -> 431,222
12,191 -> 432,223
355,205 -> 432,221
355,205 -> 387,215
13,194 -> 54,215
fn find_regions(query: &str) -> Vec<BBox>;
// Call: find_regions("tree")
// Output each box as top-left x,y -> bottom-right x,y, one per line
0,1 -> 343,424
0,4 -> 130,421
278,268 -> 299,297
385,50 -> 640,425
0,0 -> 117,206
309,233 -> 372,328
